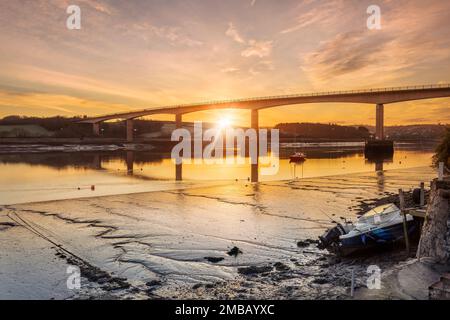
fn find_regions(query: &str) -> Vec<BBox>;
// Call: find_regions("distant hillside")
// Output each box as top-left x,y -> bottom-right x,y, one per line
365,124 -> 448,140
0,124 -> 53,137
274,123 -> 370,139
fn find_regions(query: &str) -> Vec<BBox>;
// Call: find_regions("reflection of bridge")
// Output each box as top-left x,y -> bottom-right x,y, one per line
79,84 -> 450,182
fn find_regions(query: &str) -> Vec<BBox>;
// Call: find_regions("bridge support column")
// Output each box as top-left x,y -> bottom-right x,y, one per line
175,114 -> 182,181
93,123 -> 100,136
375,104 -> 384,140
93,154 -> 102,169
126,119 -> 134,142
251,109 -> 259,183
126,151 -> 134,175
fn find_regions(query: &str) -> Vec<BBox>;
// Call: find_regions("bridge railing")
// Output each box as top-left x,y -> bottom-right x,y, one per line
184,83 -> 450,106
82,83 -> 450,120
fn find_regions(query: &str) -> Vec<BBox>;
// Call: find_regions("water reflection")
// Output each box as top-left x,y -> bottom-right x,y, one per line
0,142 -> 436,183
0,142 -> 437,205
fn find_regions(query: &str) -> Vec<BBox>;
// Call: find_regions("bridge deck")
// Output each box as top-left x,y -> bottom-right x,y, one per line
78,84 -> 450,123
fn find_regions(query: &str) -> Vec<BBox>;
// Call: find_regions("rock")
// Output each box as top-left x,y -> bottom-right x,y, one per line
146,280 -> 162,287
273,262 -> 290,271
297,239 -> 319,247
417,179 -> 450,263
192,283 -> 202,289
0,222 -> 18,227
227,246 -> 243,257
204,257 -> 224,263
297,240 -> 309,247
238,265 -> 273,275
313,277 -> 329,284
97,277 -> 109,284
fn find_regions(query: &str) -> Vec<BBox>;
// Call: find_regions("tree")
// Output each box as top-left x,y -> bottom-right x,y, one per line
432,126 -> 450,170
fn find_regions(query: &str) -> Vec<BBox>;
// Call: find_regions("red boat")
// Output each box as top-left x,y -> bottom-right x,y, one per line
289,152 -> 306,163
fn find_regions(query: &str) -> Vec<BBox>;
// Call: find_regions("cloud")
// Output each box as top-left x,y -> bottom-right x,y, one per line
301,0 -> 450,88
221,67 -> 240,74
132,22 -> 203,47
0,89 -> 134,117
225,23 -> 273,59
76,0 -> 113,15
150,25 -> 203,47
241,40 -> 273,58
280,0 -> 345,34
225,22 -> 245,44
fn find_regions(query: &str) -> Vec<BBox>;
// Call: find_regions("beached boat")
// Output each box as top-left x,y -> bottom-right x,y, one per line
289,152 -> 306,163
318,203 -> 418,256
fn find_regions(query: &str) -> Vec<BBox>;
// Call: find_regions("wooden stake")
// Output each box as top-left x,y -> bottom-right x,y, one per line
399,189 -> 410,254
438,162 -> 444,181
350,269 -> 355,298
420,182 -> 425,207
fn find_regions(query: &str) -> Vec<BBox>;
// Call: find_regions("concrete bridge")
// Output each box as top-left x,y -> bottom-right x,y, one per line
79,84 -> 450,142
79,84 -> 450,182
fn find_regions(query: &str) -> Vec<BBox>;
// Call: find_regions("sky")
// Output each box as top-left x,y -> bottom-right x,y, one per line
0,0 -> 449,126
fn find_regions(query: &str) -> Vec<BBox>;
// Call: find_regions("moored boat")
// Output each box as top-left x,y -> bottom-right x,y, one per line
289,152 -> 306,163
318,203 -> 419,256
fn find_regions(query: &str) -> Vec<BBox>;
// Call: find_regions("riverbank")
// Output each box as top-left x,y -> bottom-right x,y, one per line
0,166 -> 442,299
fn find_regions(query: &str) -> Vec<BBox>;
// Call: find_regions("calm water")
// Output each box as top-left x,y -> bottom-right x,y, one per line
0,141 -> 436,205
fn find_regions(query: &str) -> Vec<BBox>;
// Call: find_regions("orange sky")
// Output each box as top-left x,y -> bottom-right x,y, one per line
0,0 -> 449,127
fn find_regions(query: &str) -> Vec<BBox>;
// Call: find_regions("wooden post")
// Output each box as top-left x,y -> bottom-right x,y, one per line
399,189 -> 410,254
420,182 -> 425,207
350,269 -> 355,298
438,162 -> 444,181
417,183 -> 424,261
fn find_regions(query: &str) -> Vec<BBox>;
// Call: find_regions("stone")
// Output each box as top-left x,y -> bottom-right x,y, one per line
417,178 -> 450,263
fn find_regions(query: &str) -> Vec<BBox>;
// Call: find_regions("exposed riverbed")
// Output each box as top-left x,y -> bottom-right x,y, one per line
0,166 -> 439,299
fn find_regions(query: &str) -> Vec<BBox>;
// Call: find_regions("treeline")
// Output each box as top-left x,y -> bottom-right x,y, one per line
0,116 -> 164,138
0,115 -> 82,131
274,122 -> 370,139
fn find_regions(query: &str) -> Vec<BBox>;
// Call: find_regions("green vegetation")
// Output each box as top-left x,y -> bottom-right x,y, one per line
432,126 -> 450,168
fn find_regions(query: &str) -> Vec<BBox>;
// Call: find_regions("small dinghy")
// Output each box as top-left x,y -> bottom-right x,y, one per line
318,204 -> 418,256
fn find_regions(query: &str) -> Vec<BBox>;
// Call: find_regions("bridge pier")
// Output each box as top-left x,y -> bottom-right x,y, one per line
251,109 -> 259,183
126,151 -> 134,175
126,119 -> 134,142
175,114 -> 183,181
92,154 -> 102,169
93,122 -> 100,136
375,103 -> 384,140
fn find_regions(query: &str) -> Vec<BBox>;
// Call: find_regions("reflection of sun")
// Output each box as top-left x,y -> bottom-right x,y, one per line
217,116 -> 232,129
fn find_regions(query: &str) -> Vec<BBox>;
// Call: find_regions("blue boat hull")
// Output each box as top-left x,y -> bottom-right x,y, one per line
339,220 -> 418,255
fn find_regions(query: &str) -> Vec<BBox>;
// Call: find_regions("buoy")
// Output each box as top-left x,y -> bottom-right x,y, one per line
91,185 -> 95,191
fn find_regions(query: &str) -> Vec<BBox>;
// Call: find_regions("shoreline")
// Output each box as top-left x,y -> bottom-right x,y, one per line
0,165 -> 435,206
